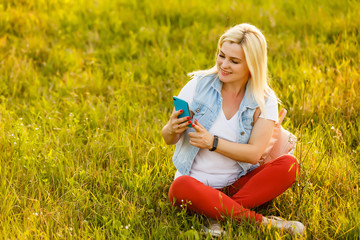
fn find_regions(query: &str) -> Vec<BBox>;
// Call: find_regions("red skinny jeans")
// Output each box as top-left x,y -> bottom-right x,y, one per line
168,154 -> 300,224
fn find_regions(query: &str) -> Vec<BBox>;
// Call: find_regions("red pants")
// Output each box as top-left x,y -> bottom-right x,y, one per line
168,154 -> 299,224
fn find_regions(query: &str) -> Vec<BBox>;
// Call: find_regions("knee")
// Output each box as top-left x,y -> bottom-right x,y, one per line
274,154 -> 300,175
168,175 -> 195,205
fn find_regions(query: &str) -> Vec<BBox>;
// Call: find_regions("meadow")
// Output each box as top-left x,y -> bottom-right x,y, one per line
0,0 -> 359,239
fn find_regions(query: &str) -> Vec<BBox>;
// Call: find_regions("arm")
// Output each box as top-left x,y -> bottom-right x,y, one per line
188,118 -> 274,164
161,108 -> 192,145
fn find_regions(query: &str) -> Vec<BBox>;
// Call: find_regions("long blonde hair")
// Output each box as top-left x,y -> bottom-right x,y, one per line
189,23 -> 275,113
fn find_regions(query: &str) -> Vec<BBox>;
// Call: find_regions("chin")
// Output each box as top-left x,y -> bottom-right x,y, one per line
218,74 -> 232,83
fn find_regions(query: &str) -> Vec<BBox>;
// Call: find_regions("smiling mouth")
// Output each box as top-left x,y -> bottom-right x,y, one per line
220,69 -> 231,75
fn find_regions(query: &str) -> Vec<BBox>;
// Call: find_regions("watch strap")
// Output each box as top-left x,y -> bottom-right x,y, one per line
209,135 -> 218,151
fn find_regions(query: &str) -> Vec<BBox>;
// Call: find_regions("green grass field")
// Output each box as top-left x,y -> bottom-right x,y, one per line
0,0 -> 359,239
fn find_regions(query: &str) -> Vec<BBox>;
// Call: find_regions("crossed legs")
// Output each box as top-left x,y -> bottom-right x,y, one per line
168,154 -> 300,224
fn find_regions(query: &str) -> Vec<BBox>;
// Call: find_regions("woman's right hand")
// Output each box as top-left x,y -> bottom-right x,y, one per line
161,108 -> 192,145
168,109 -> 192,134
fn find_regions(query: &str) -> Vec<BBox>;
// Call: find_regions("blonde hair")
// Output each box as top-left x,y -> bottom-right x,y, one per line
189,23 -> 276,113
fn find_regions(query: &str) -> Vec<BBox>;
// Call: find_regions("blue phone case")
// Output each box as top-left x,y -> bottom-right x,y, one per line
173,96 -> 192,128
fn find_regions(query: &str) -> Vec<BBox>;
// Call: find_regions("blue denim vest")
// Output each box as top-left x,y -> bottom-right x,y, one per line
172,74 -> 260,176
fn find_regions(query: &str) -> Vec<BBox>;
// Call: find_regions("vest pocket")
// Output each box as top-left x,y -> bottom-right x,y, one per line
190,102 -> 210,122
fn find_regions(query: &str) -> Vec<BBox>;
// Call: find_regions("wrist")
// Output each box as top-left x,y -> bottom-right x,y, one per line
207,135 -> 214,150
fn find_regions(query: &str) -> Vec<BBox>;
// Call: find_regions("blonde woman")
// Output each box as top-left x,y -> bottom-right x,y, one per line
162,23 -> 304,236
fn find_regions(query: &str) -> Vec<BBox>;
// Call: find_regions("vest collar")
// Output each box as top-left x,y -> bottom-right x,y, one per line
241,80 -> 258,109
211,75 -> 223,94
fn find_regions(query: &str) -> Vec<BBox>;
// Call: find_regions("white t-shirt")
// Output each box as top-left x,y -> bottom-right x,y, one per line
174,78 -> 278,189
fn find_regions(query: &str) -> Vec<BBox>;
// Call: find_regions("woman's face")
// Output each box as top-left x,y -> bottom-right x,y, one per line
216,41 -> 250,85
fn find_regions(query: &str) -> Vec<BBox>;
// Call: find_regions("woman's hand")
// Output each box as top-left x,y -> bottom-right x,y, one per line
188,119 -> 214,149
168,109 -> 192,134
161,108 -> 192,145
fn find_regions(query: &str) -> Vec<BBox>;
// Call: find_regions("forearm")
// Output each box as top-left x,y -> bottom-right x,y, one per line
189,118 -> 272,164
209,119 -> 274,164
214,138 -> 263,164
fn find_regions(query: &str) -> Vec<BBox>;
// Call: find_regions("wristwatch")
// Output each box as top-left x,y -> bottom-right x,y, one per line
209,135 -> 218,151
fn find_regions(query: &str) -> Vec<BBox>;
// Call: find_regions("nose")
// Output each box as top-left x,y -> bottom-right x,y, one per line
221,59 -> 230,69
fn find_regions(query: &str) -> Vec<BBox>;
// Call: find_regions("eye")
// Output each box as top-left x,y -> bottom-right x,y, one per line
231,60 -> 239,64
218,54 -> 225,58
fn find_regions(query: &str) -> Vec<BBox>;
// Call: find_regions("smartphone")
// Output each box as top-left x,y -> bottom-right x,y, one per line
173,96 -> 192,128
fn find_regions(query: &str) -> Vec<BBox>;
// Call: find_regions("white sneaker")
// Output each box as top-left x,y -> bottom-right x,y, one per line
203,219 -> 224,237
263,216 -> 305,236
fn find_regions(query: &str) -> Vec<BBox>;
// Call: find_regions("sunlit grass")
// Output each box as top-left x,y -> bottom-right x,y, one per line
0,0 -> 359,238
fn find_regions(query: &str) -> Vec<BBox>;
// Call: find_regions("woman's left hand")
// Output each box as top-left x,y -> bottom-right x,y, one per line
188,119 -> 214,149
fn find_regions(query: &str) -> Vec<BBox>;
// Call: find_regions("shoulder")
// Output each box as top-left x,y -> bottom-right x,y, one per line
194,73 -> 217,90
178,78 -> 198,102
178,73 -> 218,103
260,88 -> 279,121
265,88 -> 278,106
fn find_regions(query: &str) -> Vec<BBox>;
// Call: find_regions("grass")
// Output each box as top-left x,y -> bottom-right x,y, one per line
0,0 -> 359,239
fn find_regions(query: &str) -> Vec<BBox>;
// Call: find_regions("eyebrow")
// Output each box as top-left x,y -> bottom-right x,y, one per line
219,50 -> 242,60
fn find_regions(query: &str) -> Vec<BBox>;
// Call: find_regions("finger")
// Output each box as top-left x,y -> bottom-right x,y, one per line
194,119 -> 205,129
173,118 -> 191,129
188,132 -> 198,138
171,108 -> 184,118
174,119 -> 191,131
189,139 -> 200,148
177,116 -> 191,124
179,120 -> 192,129
171,109 -> 191,124
192,121 -> 202,132
189,138 -> 206,149
174,125 -> 189,134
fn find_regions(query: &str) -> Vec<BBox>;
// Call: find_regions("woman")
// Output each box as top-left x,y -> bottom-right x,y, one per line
161,23 -> 304,236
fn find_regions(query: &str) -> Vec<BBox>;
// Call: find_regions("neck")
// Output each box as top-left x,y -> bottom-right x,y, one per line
222,81 -> 247,97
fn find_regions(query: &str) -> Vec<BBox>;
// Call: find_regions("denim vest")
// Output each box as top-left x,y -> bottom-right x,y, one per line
172,74 -> 260,176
